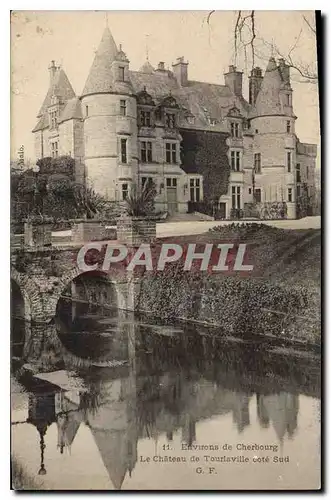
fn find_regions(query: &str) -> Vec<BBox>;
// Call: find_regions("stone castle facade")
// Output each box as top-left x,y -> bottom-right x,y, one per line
32,26 -> 317,219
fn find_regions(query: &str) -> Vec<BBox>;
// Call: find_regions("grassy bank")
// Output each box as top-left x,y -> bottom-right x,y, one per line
138,224 -> 321,345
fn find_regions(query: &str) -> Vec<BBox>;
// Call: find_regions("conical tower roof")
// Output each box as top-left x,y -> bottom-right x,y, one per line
139,60 -> 154,74
37,68 -> 75,118
90,428 -> 129,490
82,27 -> 119,96
252,57 -> 283,117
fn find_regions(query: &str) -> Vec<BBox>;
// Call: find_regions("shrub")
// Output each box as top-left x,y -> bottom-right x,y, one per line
124,182 -> 156,216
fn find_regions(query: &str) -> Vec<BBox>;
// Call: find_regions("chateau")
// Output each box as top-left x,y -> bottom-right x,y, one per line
32,25 -> 317,219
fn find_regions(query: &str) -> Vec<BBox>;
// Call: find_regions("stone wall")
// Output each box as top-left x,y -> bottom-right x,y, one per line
24,222 -> 52,247
71,220 -> 116,243
117,216 -> 156,245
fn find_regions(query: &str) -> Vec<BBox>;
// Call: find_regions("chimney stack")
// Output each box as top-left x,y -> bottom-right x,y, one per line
48,60 -> 57,83
278,58 -> 290,84
224,65 -> 243,97
248,67 -> 263,105
172,56 -> 188,87
157,61 -> 165,71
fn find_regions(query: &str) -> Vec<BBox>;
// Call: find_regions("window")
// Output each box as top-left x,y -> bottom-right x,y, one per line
166,178 -> 177,188
297,185 -> 301,198
285,94 -> 291,106
140,141 -> 152,163
85,105 -> 89,117
230,151 -> 241,171
122,183 -> 129,200
165,113 -> 176,129
248,188 -> 252,195
254,153 -> 261,174
209,118 -> 217,126
286,120 -> 291,133
306,166 -> 309,179
255,188 -> 261,203
190,178 -> 200,202
120,138 -> 127,164
231,122 -> 240,138
232,186 -> 241,209
296,163 -> 301,183
140,110 -> 151,127
51,141 -> 58,158
255,129 -> 259,134
288,187 -> 293,202
287,151 -> 292,172
120,100 -> 126,116
119,66 -> 125,81
50,110 -> 58,129
165,143 -> 177,163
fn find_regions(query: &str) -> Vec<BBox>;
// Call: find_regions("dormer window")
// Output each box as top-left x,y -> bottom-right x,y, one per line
231,122 -> 240,137
119,66 -> 125,81
165,113 -> 176,129
140,110 -> 151,127
209,118 -> 217,126
186,115 -> 195,125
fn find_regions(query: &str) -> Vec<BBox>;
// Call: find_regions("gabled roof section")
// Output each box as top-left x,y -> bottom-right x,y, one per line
32,113 -> 49,132
37,68 -> 76,118
139,60 -> 155,74
58,97 -> 83,123
82,27 -> 119,96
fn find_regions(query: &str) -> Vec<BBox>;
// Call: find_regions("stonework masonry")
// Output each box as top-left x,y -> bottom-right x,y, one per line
32,26 -> 318,219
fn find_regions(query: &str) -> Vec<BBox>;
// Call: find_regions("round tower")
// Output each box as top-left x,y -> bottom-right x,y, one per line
81,28 -> 138,201
250,57 -> 297,218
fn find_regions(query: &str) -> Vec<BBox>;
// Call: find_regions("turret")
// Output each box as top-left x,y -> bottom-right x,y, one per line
81,27 -> 138,200
249,57 -> 297,218
48,59 -> 58,83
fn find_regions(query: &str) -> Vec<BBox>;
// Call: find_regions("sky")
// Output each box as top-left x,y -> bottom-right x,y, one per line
10,10 -> 320,163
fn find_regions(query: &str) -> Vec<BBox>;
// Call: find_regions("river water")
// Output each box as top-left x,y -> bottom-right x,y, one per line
11,300 -> 321,490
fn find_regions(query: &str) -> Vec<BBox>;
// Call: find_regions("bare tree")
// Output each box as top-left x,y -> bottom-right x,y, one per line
233,11 -> 318,83
206,10 -> 318,84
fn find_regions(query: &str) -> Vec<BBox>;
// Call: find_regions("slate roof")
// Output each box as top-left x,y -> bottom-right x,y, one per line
37,68 -> 75,118
82,27 -> 119,96
139,60 -> 155,74
32,113 -> 49,133
58,97 -> 83,123
250,57 -> 295,118
129,70 -> 250,129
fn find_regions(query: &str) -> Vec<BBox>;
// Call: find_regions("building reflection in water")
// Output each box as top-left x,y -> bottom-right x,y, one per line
26,392 -> 57,475
15,310 -> 302,490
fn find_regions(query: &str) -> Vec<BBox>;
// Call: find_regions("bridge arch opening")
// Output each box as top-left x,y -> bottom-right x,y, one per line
56,270 -> 119,319
55,271 -> 124,361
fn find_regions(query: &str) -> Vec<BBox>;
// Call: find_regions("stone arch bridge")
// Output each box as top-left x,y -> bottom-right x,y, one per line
11,245 -> 139,323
